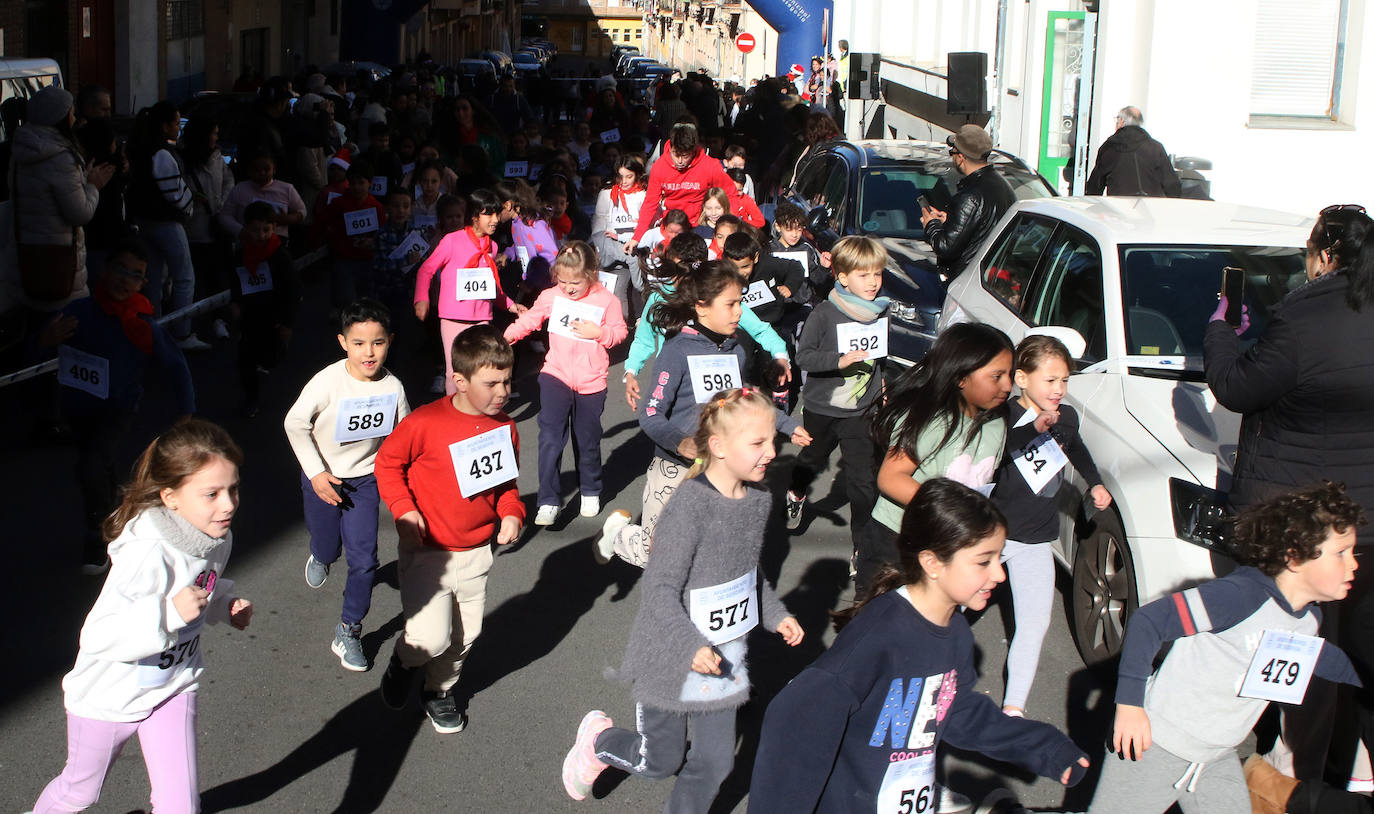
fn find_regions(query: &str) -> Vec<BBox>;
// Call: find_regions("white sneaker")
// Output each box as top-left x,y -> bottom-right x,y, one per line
580,495 -> 600,517
212,318 -> 230,338
177,335 -> 212,352
430,375 -> 446,394
535,504 -> 559,526
595,510 -> 631,565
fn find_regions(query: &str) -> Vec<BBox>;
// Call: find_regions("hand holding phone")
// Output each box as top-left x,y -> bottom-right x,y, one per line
917,194 -> 932,211
1221,267 -> 1245,326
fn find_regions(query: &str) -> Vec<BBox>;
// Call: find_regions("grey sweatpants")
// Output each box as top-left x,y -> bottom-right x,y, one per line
1001,539 -> 1056,711
612,456 -> 689,568
1085,743 -> 1249,814
594,703 -> 736,814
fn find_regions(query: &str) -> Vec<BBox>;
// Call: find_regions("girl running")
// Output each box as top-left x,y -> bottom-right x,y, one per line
30,419 -> 254,814
748,478 -> 1088,812
504,242 -> 628,525
505,181 -> 560,300
563,388 -> 806,810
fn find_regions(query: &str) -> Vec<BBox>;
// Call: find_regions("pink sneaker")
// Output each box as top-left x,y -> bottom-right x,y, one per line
562,710 -> 613,800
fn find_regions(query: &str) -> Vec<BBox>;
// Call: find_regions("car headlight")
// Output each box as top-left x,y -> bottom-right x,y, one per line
889,301 -> 919,322
1169,478 -> 1233,553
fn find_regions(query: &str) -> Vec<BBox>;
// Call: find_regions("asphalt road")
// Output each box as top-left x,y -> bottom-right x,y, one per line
0,270 -> 1118,813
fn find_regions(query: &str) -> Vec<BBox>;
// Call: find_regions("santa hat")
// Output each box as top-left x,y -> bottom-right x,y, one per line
788,63 -> 805,77
328,147 -> 352,171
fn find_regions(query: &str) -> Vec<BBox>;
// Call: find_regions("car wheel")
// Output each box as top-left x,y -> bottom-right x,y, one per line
1070,510 -> 1138,666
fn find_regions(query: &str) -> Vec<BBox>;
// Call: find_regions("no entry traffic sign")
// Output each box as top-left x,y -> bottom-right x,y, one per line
736,32 -> 756,53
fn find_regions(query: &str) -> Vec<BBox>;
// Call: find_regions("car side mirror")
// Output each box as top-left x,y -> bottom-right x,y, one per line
807,205 -> 829,233
1026,325 -> 1088,360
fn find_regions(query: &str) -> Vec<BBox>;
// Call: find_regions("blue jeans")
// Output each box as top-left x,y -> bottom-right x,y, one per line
536,373 -> 606,506
138,220 -> 196,338
300,472 -> 381,626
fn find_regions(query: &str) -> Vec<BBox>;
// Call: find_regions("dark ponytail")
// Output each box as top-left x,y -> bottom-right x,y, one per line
1311,207 -> 1374,310
648,259 -> 741,339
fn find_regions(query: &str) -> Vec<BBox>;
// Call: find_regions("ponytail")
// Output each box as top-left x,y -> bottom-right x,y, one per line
685,388 -> 776,477
1311,206 -> 1374,311
648,259 -> 741,339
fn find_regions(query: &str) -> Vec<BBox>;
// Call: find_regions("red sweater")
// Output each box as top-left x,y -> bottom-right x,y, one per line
632,147 -> 746,242
376,398 -> 526,551
322,193 -> 386,261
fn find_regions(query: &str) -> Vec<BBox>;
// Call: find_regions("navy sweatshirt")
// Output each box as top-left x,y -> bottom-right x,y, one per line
748,590 -> 1086,813
59,296 -> 194,418
990,401 -> 1103,543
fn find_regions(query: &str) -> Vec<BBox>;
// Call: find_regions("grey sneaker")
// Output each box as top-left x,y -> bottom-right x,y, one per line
331,622 -> 368,672
784,490 -> 806,530
421,689 -> 468,733
304,554 -> 330,588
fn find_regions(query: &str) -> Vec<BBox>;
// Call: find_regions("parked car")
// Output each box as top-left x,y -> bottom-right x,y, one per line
513,52 -> 544,75
782,138 -> 1056,366
458,58 -> 497,83
480,50 -> 514,77
635,64 -> 675,81
934,196 -> 1313,664
618,55 -> 656,77
0,58 -> 64,143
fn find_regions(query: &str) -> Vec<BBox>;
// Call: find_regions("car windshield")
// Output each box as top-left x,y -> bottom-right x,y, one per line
1118,244 -> 1306,375
858,163 -> 1052,238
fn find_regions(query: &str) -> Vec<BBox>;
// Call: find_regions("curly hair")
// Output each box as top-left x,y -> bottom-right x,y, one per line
1234,481 -> 1365,576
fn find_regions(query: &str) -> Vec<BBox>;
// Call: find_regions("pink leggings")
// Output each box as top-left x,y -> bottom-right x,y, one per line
439,319 -> 486,396
34,691 -> 198,814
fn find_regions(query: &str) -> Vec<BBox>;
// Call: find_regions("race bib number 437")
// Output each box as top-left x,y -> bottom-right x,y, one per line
449,425 -> 518,498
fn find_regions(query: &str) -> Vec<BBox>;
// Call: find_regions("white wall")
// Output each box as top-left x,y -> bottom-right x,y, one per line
115,0 -> 160,113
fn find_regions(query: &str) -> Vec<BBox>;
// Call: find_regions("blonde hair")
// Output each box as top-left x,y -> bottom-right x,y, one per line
698,187 -> 731,226
831,235 -> 889,277
104,418 -> 244,541
686,388 -> 777,477
553,240 -> 600,284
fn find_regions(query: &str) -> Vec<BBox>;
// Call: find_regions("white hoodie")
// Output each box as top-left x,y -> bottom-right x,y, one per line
62,508 -> 236,722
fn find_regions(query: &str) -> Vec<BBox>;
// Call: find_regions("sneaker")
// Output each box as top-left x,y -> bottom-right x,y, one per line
771,389 -> 789,412
595,510 -> 632,565
535,504 -> 559,526
304,554 -> 330,588
421,689 -> 468,733
379,652 -> 417,710
177,335 -> 212,352
784,490 -> 806,530
580,495 -> 600,517
430,375 -> 446,395
936,785 -> 974,814
212,318 -> 230,338
562,710 -> 613,800
331,622 -> 368,672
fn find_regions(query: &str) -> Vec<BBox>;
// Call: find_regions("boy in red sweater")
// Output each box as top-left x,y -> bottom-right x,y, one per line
624,122 -> 745,252
375,325 -> 525,733
321,157 -> 385,310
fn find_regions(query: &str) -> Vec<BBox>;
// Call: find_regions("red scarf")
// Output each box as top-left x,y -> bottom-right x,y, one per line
463,227 -> 506,300
609,182 -> 644,211
550,213 -> 572,241
242,234 -> 282,270
95,288 -> 154,355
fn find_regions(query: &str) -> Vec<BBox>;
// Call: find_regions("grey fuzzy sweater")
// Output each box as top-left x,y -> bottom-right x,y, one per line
615,476 -> 789,713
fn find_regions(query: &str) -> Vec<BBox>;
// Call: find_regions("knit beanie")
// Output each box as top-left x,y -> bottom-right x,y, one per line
28,86 -> 74,127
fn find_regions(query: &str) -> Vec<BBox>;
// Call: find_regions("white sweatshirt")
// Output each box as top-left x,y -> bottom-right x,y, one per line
283,359 -> 411,480
63,508 -> 237,722
591,188 -> 646,240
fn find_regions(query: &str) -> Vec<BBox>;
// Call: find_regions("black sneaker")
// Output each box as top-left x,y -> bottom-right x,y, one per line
421,689 -> 468,734
784,491 -> 806,530
379,653 -> 417,710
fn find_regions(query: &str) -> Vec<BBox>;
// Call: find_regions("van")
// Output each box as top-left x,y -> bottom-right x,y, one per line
0,59 -> 64,142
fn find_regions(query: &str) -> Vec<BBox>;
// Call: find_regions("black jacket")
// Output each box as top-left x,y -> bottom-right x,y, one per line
1085,125 -> 1181,197
924,164 -> 1015,273
1204,272 -> 1374,542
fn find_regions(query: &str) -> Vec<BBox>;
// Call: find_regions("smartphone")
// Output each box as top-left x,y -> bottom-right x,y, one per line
917,194 -> 932,211
1221,267 -> 1245,325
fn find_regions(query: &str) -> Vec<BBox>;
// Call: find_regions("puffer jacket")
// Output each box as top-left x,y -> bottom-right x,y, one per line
1084,125 -> 1181,197
1204,271 -> 1374,543
8,124 -> 98,297
924,165 -> 1015,274
184,149 -> 235,244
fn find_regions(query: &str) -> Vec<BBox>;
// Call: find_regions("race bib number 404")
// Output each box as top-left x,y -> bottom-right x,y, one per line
877,752 -> 935,814
334,392 -> 400,443
689,569 -> 758,645
448,425 -> 518,498
687,354 -> 742,404
452,267 -> 496,301
1239,629 -> 1323,704
836,317 -> 889,358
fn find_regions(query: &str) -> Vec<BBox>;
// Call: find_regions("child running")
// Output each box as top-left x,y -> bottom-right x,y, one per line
600,261 -> 809,567
374,325 -> 525,733
30,419 -> 254,814
283,299 -> 410,672
859,322 -> 1014,596
1085,482 -> 1363,814
988,333 -> 1111,717
503,241 -> 628,525
563,388 -> 806,809
413,188 -> 526,396
233,201 -> 301,418
784,236 -> 889,552
748,478 -> 1088,812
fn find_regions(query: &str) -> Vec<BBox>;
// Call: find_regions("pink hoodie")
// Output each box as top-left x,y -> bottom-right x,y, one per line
414,227 -> 515,321
503,282 -> 628,394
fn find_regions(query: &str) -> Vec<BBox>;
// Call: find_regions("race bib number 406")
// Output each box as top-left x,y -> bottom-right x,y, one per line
686,354 -> 742,403
58,346 -> 110,399
449,425 -> 518,498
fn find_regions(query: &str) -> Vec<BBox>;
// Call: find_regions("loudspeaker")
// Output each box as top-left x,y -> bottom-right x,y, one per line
848,52 -> 880,100
946,51 -> 987,115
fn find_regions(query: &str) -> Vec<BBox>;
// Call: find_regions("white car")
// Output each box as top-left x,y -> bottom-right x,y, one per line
936,197 -> 1314,664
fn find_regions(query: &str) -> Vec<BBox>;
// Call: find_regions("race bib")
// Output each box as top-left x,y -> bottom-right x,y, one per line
58,346 -> 109,399
837,317 -> 889,359
877,752 -> 935,814
413,212 -> 438,229
504,160 -> 529,178
598,270 -> 619,291
334,392 -> 400,443
773,250 -> 810,275
401,161 -> 416,175
136,620 -> 204,688
1239,630 -> 1322,704
529,164 -> 544,182
370,176 -> 388,196
453,267 -> 497,301
388,231 -> 430,261
600,127 -> 621,143
1013,431 -> 1070,494
549,297 -> 606,342
326,191 -> 341,205
577,152 -> 590,170
686,354 -> 742,403
235,261 -> 274,295
449,425 -> 518,498
344,207 -> 379,236
741,280 -> 776,309
689,569 -> 758,645
516,246 -> 531,275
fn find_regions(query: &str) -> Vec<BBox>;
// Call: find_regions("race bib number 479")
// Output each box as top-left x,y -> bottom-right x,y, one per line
1238,629 -> 1322,704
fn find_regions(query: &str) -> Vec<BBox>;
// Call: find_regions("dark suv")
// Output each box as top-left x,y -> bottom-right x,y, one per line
782,139 -> 1055,365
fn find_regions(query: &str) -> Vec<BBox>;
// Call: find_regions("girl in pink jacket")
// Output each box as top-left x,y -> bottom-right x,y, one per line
414,188 -> 524,395
504,242 -> 628,526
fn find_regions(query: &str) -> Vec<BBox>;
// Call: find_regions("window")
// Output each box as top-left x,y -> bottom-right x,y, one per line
1022,225 -> 1106,362
1250,0 -> 1349,120
979,216 -> 1056,316
795,156 -> 849,233
165,0 -> 205,41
